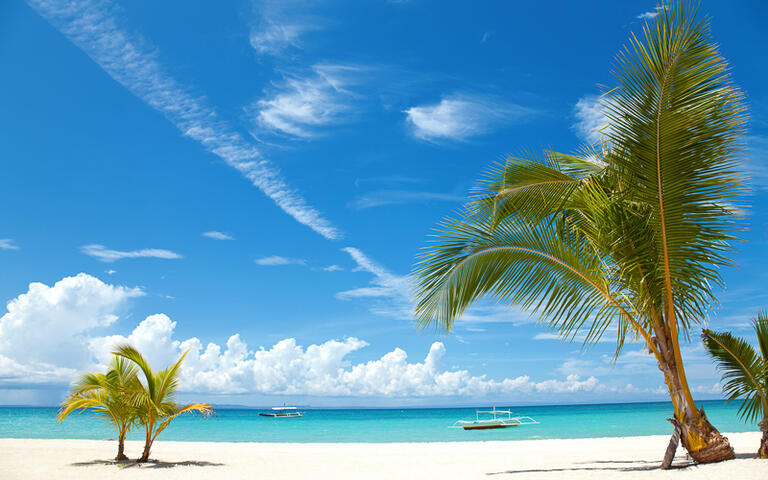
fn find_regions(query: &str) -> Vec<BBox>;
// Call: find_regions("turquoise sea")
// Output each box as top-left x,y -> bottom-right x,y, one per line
0,401 -> 754,443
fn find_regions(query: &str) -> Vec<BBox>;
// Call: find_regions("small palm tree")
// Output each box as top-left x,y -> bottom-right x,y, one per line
114,344 -> 214,462
413,1 -> 744,465
703,311 -> 768,458
57,356 -> 140,460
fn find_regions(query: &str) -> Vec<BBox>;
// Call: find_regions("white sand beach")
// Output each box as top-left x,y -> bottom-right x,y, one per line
0,433 -> 764,480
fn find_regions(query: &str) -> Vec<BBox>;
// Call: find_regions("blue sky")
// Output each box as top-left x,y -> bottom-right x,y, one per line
1,0 -> 766,407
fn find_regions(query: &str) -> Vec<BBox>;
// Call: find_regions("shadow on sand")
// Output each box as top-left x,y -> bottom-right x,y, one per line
70,459 -> 224,469
486,453 -> 754,476
486,459 -> 689,475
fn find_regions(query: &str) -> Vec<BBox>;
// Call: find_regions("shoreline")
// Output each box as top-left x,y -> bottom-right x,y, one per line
1,432 -> 763,479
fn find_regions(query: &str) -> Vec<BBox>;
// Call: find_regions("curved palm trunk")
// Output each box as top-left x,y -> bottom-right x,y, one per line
758,419 -> 768,459
115,428 -> 128,461
137,422 -> 153,463
654,328 -> 734,466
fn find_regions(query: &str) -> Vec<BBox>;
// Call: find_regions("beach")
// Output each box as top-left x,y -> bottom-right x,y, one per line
0,433 -> 763,479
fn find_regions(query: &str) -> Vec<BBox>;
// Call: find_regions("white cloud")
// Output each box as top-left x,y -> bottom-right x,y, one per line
0,239 -> 19,251
202,231 -> 234,240
351,190 -> 463,209
105,269 -> 117,275
337,247 -> 537,325
637,7 -> 663,20
88,315 -> 601,397
28,0 -> 340,240
81,244 -> 182,262
323,264 -> 343,272
255,255 -> 306,266
0,273 -> 143,382
746,135 -> 768,191
249,22 -> 308,55
404,94 -> 530,141
573,95 -> 608,143
253,65 -> 358,138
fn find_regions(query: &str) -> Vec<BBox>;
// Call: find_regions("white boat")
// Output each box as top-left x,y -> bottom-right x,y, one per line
259,406 -> 304,418
451,407 -> 538,430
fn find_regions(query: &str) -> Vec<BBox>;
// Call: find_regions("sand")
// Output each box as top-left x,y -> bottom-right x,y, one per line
0,433 -> 764,479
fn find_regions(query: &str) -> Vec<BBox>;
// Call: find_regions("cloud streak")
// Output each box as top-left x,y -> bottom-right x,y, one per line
351,190 -> 463,209
255,255 -> 306,266
202,231 -> 234,240
81,244 -> 182,262
28,0 -> 340,240
0,239 -> 19,251
404,94 -> 531,142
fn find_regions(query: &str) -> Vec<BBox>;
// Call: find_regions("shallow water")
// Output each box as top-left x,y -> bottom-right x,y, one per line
0,400 -> 754,443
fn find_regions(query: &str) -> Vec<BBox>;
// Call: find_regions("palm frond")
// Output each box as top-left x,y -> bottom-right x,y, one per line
703,329 -> 767,423
604,2 -> 747,329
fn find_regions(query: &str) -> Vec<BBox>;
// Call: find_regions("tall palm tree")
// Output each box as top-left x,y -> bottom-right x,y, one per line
703,311 -> 768,458
114,344 -> 214,463
413,2 -> 745,465
57,356 -> 140,460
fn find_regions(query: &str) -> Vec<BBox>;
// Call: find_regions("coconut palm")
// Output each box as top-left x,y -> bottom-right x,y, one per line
57,356 -> 140,460
413,2 -> 745,465
703,311 -> 768,458
114,344 -> 214,462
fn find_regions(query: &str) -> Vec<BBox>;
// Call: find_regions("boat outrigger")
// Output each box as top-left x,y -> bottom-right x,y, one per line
451,407 -> 538,430
259,406 -> 304,418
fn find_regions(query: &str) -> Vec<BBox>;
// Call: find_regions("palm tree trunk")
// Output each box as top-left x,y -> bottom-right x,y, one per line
758,419 -> 768,459
654,328 -> 734,464
115,428 -> 128,461
138,424 -> 152,462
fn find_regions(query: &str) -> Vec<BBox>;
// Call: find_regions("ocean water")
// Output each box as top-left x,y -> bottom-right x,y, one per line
0,401 -> 755,443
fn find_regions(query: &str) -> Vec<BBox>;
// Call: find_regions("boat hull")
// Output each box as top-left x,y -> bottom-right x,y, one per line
461,423 -> 517,430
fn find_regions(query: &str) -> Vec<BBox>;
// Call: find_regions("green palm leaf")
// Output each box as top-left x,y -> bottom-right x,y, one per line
703,327 -> 768,424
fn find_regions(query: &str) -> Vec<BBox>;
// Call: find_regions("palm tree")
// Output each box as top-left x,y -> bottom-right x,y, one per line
413,2 -> 745,466
57,356 -> 140,460
114,344 -> 214,463
703,311 -> 768,458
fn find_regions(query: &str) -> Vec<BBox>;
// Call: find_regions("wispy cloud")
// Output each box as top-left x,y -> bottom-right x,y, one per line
572,95 -> 608,143
323,264 -> 343,272
82,245 -> 182,263
253,64 -> 359,138
0,239 -> 19,251
404,94 -> 531,142
28,0 -> 340,240
249,22 -> 309,55
202,231 -> 234,240
746,135 -> 768,191
105,269 -> 117,275
637,6 -> 663,20
255,255 -> 306,266
351,190 -> 464,209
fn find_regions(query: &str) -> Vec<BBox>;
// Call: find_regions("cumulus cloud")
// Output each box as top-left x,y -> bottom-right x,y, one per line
202,231 -> 234,240
404,94 -> 531,141
255,255 -> 306,266
0,273 -> 143,382
572,95 -> 608,144
28,0 -> 340,240
81,244 -> 182,262
0,239 -> 19,250
88,315 -> 600,397
253,65 -> 359,138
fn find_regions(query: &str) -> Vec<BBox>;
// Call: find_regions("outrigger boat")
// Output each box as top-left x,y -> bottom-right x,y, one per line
451,407 -> 538,430
259,406 -> 304,418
